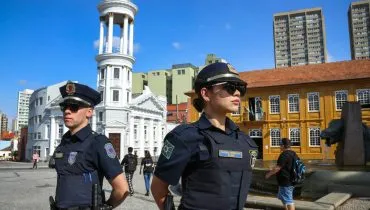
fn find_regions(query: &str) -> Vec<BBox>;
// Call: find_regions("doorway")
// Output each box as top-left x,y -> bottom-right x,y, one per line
252,137 -> 263,159
109,133 -> 121,158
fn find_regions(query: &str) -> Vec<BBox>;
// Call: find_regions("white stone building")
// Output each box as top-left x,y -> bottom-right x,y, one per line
16,89 -> 34,132
25,0 -> 171,161
95,0 -> 168,159
25,81 -> 69,161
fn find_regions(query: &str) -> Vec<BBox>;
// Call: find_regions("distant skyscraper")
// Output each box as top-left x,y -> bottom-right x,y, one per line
16,89 -> 34,131
1,114 -> 8,135
273,8 -> 327,68
348,0 -> 370,60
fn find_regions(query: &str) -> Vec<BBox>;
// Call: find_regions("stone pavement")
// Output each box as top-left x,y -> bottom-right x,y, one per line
0,162 -> 259,210
0,161 -> 369,209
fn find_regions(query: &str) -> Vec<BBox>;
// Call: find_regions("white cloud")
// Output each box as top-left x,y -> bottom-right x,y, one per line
19,80 -> 27,85
134,43 -> 141,53
172,42 -> 181,50
225,23 -> 232,30
327,51 -> 335,62
93,39 -> 100,49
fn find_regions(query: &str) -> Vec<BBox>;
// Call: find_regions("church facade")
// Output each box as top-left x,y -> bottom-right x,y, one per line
94,0 -> 168,159
25,0 -> 169,161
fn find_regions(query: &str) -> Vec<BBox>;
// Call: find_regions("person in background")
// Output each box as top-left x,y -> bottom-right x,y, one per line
140,150 -> 155,196
32,151 -> 39,169
265,138 -> 296,210
121,147 -> 138,196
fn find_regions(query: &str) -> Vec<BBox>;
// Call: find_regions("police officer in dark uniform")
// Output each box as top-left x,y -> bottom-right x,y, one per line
151,62 -> 259,210
51,81 -> 129,209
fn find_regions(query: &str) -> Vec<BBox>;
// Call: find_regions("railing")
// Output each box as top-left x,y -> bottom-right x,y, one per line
243,112 -> 266,122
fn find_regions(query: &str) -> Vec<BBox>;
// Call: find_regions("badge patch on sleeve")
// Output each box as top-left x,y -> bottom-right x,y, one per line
249,150 -> 258,168
104,143 -> 117,159
68,152 -> 77,165
161,140 -> 175,160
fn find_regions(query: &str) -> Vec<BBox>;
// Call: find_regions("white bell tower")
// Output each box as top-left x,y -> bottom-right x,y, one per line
95,0 -> 138,158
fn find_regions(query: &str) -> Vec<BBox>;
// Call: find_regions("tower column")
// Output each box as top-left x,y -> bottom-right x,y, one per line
120,24 -> 124,54
149,119 -> 154,156
92,111 -> 97,131
107,13 -> 114,53
123,15 -> 129,55
139,118 -> 145,157
99,18 -> 105,54
129,21 -> 134,56
49,115 -> 56,156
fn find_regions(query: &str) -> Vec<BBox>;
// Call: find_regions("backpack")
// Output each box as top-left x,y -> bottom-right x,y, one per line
127,155 -> 137,172
143,158 -> 154,173
290,152 -> 306,185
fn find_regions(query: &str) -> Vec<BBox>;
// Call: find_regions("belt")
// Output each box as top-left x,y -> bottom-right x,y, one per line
57,207 -> 91,210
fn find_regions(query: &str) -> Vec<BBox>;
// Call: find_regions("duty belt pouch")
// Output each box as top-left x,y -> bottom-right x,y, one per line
164,193 -> 175,210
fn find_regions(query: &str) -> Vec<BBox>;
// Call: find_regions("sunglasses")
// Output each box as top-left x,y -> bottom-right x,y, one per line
210,82 -> 247,97
59,103 -> 90,113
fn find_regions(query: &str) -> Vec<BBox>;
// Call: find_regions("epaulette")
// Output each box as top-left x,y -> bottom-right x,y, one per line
171,124 -> 196,135
91,131 -> 107,141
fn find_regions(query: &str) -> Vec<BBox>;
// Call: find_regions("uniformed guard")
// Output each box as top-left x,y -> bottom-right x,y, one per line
50,81 -> 129,210
151,62 -> 258,210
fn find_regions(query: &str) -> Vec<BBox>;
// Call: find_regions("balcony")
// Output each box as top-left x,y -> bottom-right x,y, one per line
243,111 -> 266,123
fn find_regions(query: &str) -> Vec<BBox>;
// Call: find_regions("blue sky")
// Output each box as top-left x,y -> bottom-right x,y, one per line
0,0 -> 356,121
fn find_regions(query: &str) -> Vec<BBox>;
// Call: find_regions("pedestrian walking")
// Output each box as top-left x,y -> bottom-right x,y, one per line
140,150 -> 154,196
32,151 -> 39,169
151,62 -> 259,210
121,147 -> 138,196
265,138 -> 297,210
50,81 -> 129,209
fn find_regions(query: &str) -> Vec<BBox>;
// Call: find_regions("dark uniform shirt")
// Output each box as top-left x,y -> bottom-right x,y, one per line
155,114 -> 239,185
54,124 -> 122,208
155,113 -> 258,210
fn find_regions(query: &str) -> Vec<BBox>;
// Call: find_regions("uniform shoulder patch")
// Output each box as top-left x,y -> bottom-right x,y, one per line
104,143 -> 117,159
161,140 -> 175,160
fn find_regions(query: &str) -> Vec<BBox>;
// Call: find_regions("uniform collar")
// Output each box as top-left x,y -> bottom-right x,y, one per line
197,113 -> 239,134
63,124 -> 92,142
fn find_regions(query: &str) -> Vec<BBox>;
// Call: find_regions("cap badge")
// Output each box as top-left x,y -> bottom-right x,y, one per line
65,83 -> 76,95
227,63 -> 238,74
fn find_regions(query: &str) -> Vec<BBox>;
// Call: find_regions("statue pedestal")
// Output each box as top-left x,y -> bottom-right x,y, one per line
338,102 -> 365,166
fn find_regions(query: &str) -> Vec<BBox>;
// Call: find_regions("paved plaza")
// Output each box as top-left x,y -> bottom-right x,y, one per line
0,164 -> 165,210
0,161 -> 369,210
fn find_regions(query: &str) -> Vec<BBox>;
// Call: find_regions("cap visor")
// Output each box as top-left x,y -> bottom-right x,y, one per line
212,77 -> 247,86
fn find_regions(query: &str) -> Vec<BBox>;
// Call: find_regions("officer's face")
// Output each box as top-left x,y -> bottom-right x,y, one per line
61,102 -> 93,130
201,82 -> 242,114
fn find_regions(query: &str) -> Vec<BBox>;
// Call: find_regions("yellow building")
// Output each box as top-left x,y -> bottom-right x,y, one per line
186,60 -> 370,160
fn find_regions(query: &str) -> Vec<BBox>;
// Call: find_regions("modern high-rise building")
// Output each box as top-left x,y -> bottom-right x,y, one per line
16,89 -> 34,131
0,111 -> 3,138
1,114 -> 8,135
273,8 -> 327,68
348,0 -> 370,60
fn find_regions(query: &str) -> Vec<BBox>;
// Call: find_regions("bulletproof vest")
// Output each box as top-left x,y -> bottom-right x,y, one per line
181,128 -> 258,210
54,134 -> 102,208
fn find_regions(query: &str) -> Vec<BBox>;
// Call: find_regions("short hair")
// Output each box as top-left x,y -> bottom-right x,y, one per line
128,147 -> 133,153
280,138 -> 291,149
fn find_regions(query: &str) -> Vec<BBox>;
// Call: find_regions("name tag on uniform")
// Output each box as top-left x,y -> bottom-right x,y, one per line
55,152 -> 64,159
218,150 -> 243,159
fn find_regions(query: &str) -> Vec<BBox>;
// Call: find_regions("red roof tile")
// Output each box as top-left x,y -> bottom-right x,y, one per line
240,60 -> 370,88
